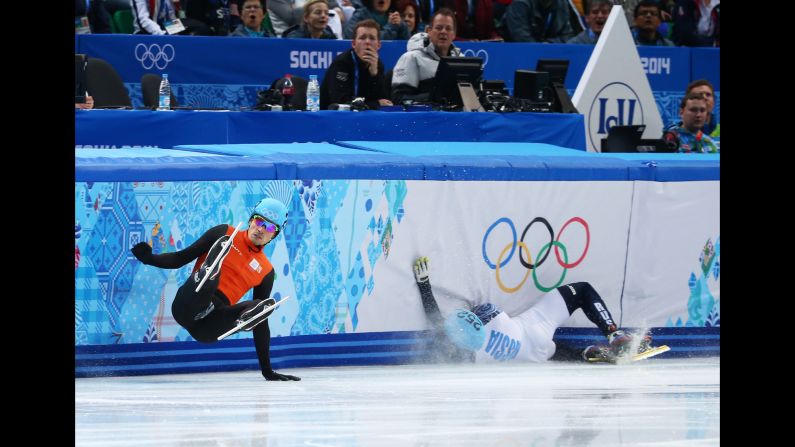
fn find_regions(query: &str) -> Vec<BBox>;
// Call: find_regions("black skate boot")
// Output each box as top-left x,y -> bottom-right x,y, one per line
608,328 -> 655,359
582,344 -> 616,363
607,329 -> 633,356
238,298 -> 277,331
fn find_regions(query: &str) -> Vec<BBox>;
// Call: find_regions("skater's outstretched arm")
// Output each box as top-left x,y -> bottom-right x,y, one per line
413,256 -> 474,362
253,320 -> 300,381
413,257 -> 444,328
132,224 -> 228,269
250,269 -> 298,381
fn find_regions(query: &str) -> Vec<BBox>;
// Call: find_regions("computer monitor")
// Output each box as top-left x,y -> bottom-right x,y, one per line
75,54 -> 88,104
514,70 -> 552,102
534,59 -> 577,113
535,59 -> 570,85
431,56 -> 484,109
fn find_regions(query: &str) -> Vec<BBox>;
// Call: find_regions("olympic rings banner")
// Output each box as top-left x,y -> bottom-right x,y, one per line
75,178 -> 719,347
356,181 -> 634,331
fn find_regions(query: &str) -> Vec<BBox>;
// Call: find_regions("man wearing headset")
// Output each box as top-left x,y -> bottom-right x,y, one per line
391,8 -> 461,104
131,198 -> 300,381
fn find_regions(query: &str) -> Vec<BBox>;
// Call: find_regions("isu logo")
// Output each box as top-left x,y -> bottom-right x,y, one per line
588,82 -> 645,150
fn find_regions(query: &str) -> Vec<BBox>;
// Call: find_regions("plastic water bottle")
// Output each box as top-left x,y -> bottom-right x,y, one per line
281,74 -> 294,109
158,74 -> 171,111
306,75 -> 320,112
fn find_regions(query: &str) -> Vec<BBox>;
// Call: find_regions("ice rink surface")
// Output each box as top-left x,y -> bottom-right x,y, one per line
75,358 -> 719,446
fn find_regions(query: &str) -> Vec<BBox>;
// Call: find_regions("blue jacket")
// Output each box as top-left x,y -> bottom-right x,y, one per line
283,24 -> 337,39
631,28 -> 675,46
343,7 -> 409,40
500,0 -> 576,43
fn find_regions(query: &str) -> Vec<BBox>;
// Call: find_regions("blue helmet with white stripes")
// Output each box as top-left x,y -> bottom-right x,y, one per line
251,198 -> 288,238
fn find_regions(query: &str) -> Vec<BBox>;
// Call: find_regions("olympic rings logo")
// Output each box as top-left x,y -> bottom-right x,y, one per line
134,43 -> 175,70
461,49 -> 489,67
482,217 -> 590,293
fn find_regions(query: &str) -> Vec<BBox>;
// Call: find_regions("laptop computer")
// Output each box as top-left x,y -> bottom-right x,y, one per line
601,125 -> 676,153
601,125 -> 646,152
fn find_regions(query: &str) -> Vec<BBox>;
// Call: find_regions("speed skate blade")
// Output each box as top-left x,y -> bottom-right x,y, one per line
632,345 -> 671,362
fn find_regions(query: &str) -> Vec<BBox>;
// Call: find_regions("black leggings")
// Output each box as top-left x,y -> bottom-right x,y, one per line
171,273 -> 260,343
557,282 -> 618,337
551,282 -> 621,361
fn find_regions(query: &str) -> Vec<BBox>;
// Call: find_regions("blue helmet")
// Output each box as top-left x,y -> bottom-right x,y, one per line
443,309 -> 486,352
252,198 -> 288,236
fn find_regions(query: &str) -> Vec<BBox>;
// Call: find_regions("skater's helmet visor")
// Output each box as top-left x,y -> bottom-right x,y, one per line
252,215 -> 279,233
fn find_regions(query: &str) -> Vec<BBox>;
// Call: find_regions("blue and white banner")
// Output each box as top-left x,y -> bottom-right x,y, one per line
622,181 -> 720,328
75,35 -> 699,90
75,178 -> 719,347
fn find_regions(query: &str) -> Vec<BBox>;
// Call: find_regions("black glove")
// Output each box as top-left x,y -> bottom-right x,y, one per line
262,370 -> 301,381
131,242 -> 153,264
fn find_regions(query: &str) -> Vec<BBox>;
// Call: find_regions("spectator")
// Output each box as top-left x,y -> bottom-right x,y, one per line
566,0 -> 610,44
672,0 -> 719,47
231,0 -> 276,36
391,8 -> 460,103
685,79 -> 718,137
320,20 -> 393,109
492,0 -> 513,27
75,0 -> 112,34
397,0 -> 421,35
442,0 -> 501,41
131,0 -> 212,35
570,0 -> 584,16
284,0 -> 338,38
185,0 -> 241,36
268,0 -> 346,37
564,0 -> 587,35
343,0 -> 409,40
500,0 -> 577,43
632,0 -> 674,46
662,93 -> 718,153
408,0 -> 431,30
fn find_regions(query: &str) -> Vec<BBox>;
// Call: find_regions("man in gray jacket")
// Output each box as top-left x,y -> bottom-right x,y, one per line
566,0 -> 611,44
391,7 -> 461,103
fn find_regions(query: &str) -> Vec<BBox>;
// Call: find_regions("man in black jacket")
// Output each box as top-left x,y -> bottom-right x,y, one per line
320,19 -> 393,110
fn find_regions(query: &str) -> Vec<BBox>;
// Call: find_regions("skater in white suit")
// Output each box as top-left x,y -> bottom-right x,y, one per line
412,257 -> 653,363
